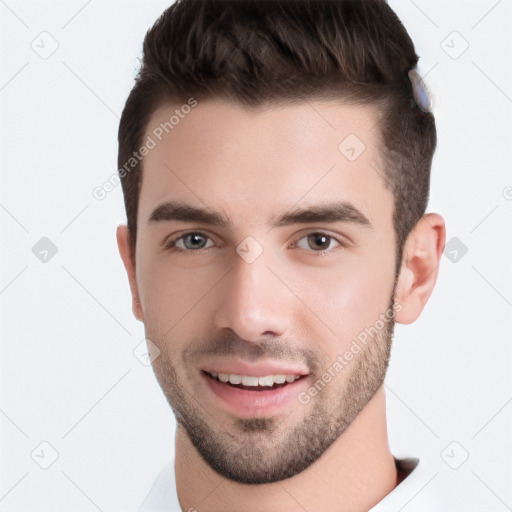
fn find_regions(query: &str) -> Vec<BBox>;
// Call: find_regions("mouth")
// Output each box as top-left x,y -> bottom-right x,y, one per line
200,369 -> 310,417
202,370 -> 306,391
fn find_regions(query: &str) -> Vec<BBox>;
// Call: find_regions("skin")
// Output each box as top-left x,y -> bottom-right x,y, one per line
117,98 -> 445,512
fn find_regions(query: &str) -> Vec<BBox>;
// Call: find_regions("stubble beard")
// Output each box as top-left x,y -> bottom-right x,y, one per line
149,297 -> 396,484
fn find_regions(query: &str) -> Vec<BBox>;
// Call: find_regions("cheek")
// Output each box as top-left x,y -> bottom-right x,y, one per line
300,259 -> 394,348
137,257 -> 220,332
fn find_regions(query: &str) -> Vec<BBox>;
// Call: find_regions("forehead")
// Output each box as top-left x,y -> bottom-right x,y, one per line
138,98 -> 392,230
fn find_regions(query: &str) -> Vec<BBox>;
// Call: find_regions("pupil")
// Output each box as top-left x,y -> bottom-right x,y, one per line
310,234 -> 328,250
186,234 -> 205,249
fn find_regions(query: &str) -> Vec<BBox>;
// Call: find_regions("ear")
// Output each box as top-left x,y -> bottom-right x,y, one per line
394,213 -> 446,324
116,225 -> 144,322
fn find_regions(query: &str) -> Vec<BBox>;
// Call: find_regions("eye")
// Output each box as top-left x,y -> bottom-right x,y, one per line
294,232 -> 343,253
165,232 -> 214,252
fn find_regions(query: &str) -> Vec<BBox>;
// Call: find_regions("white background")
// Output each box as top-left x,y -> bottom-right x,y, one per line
1,0 -> 511,510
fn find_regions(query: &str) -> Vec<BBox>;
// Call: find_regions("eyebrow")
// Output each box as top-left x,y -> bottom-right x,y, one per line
148,201 -> 372,229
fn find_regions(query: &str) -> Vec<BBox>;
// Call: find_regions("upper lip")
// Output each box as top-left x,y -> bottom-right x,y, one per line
201,358 -> 309,377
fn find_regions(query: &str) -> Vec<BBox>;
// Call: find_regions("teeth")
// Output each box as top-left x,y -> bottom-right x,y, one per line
229,374 -> 242,384
241,375 -> 259,386
258,376 -> 274,386
209,372 -> 301,386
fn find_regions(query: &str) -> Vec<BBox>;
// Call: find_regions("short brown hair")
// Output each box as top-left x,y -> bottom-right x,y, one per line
118,0 -> 436,271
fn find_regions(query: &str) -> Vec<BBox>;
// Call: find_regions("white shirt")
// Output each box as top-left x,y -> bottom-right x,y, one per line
138,456 -> 440,511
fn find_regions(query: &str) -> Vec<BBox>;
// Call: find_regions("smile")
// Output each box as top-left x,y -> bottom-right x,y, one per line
204,370 -> 303,390
201,370 -> 309,417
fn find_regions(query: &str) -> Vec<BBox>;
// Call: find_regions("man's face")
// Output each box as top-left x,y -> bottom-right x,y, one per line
133,99 -> 398,483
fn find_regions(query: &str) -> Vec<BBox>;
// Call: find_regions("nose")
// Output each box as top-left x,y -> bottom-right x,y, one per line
213,247 -> 291,342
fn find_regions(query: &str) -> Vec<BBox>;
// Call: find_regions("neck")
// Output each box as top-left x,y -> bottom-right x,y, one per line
174,386 -> 396,512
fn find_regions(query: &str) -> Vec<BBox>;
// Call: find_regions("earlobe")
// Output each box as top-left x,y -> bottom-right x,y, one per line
394,213 -> 446,325
116,225 -> 144,322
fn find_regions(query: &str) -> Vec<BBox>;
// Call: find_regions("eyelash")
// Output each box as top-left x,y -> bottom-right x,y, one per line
164,231 -> 348,255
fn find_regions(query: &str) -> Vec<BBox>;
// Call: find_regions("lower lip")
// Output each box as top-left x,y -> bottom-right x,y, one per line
202,371 -> 309,417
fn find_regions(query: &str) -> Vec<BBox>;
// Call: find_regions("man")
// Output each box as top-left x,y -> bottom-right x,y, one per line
116,0 -> 446,510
